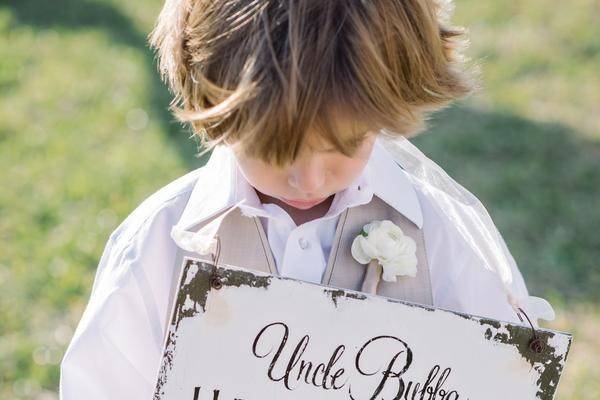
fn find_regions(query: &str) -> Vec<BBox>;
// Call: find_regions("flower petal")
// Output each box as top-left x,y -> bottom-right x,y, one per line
383,255 -> 418,278
381,268 -> 398,282
353,220 -> 419,281
351,236 -> 372,264
362,221 -> 381,235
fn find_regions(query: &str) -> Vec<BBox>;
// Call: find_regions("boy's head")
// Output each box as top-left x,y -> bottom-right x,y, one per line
149,0 -> 476,208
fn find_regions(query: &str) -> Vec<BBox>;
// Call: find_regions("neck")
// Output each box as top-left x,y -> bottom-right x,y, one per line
256,190 -> 335,226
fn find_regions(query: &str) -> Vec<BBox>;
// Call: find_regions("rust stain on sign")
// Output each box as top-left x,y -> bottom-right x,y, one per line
323,288 -> 367,307
322,284 -> 571,400
154,259 -> 272,399
321,278 -> 572,400
155,258 -> 572,400
479,318 -> 572,400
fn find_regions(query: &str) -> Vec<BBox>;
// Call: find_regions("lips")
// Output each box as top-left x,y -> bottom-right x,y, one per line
281,197 -> 326,208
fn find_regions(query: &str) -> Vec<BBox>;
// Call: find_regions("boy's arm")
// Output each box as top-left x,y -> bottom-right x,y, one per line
422,193 -> 532,326
432,245 -> 530,325
59,227 -> 173,400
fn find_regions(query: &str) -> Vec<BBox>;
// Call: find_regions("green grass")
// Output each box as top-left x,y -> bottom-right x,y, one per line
0,0 -> 598,398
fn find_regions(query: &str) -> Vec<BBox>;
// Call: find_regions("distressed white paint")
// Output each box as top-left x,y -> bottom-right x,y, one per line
155,260 -> 570,400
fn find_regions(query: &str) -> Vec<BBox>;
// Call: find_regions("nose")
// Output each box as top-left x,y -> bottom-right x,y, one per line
288,155 -> 326,196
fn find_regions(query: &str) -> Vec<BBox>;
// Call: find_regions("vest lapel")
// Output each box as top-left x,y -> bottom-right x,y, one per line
185,206 -> 277,275
322,195 -> 434,306
173,195 -> 433,310
164,207 -> 275,343
164,196 -> 433,346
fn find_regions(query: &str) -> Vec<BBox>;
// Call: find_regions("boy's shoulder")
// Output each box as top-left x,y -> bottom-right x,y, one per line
104,145 -> 235,258
402,169 -> 483,267
108,165 -> 208,249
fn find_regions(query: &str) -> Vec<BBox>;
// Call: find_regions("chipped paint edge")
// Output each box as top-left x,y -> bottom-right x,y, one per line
154,256 -> 573,399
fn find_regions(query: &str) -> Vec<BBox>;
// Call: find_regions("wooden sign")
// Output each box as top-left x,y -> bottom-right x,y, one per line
154,257 -> 572,400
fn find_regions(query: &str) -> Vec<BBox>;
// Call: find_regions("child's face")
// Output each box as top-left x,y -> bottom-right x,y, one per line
231,126 -> 377,210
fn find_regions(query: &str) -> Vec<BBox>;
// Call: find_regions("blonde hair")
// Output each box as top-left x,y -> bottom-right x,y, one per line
149,0 -> 478,166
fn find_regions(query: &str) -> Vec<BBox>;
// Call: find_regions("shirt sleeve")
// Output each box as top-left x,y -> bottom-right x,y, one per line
59,227 -> 173,400
435,246 -> 529,325
422,192 -> 530,325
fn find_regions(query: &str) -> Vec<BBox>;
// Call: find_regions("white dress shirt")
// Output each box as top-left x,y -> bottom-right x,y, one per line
59,137 -> 532,400
233,142 -> 411,284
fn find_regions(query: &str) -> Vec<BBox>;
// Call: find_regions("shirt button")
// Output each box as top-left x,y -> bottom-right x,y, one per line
298,237 -> 309,249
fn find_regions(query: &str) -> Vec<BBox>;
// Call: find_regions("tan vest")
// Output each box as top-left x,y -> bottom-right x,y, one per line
165,195 -> 433,337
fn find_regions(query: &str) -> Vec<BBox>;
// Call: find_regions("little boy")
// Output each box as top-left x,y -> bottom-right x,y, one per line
59,1 -> 548,399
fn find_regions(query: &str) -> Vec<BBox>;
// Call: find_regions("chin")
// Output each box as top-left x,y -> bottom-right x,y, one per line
280,196 -> 329,210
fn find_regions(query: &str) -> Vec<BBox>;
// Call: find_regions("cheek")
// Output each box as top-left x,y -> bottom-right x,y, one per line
236,157 -> 287,192
326,156 -> 368,184
324,152 -> 373,188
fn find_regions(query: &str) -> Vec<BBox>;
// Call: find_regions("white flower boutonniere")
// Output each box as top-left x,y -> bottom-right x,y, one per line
351,220 -> 418,282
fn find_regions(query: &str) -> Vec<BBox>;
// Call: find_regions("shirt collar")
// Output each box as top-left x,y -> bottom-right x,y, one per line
236,159 -> 374,225
173,136 -> 423,235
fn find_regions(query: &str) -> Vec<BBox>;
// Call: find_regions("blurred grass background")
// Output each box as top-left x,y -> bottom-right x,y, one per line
0,0 -> 598,398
